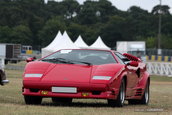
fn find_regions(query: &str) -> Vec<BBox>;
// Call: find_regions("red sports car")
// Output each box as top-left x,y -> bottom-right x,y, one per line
22,49 -> 150,107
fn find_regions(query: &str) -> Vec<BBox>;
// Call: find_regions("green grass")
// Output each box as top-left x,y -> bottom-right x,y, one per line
150,75 -> 172,82
0,69 -> 172,115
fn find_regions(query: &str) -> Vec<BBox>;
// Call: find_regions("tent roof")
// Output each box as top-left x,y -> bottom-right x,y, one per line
51,31 -> 79,52
74,35 -> 89,48
41,31 -> 79,57
43,31 -> 63,50
90,36 -> 110,50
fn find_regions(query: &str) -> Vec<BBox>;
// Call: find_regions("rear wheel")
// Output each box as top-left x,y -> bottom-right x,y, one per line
52,97 -> 72,105
108,79 -> 125,107
128,81 -> 149,105
24,95 -> 42,105
0,70 -> 5,85
0,74 -> 2,85
140,81 -> 149,104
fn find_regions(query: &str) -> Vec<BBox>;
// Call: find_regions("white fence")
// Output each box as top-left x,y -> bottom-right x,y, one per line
146,62 -> 172,77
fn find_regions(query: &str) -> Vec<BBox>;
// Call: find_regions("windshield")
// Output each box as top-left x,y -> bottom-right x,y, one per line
41,49 -> 117,65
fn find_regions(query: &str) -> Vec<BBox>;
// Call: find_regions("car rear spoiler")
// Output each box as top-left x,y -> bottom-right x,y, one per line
123,53 -> 141,62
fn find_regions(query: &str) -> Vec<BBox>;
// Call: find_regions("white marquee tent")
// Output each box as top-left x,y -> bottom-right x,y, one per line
74,35 -> 89,48
41,31 -> 79,57
50,31 -> 78,52
41,31 -> 111,57
45,31 -> 63,50
41,31 -> 62,57
90,36 -> 110,50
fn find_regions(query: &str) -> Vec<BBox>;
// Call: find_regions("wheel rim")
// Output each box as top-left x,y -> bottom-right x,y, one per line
120,82 -> 125,104
145,84 -> 149,103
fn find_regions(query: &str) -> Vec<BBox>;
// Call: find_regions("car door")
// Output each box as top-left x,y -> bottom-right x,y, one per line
125,63 -> 140,97
114,52 -> 140,97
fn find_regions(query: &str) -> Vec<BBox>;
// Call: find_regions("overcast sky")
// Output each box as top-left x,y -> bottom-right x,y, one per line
52,0 -> 172,13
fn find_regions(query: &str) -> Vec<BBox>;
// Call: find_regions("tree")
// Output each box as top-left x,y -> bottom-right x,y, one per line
97,0 -> 118,22
77,1 -> 98,25
11,25 -> 33,45
99,16 -> 126,47
0,26 -> 12,43
0,0 -> 172,49
127,6 -> 149,18
160,35 -> 172,49
0,5 -> 24,27
61,0 -> 80,19
38,16 -> 66,47
66,23 -> 87,41
126,6 -> 153,39
152,5 -> 170,15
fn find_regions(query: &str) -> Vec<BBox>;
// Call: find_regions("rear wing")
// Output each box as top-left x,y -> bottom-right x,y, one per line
123,53 -> 141,62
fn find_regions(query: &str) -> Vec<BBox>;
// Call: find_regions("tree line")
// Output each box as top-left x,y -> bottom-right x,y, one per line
0,0 -> 172,50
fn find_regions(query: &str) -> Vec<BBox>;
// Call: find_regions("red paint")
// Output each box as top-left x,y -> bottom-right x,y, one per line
22,49 -> 149,101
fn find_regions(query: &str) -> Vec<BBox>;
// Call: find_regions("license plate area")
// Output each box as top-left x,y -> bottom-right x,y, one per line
52,87 -> 77,93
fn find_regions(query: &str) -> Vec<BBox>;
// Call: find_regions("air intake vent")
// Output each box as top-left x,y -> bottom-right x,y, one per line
30,88 -> 39,92
92,91 -> 101,95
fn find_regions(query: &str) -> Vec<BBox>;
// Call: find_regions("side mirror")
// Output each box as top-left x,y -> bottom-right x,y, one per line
127,61 -> 138,67
26,57 -> 36,63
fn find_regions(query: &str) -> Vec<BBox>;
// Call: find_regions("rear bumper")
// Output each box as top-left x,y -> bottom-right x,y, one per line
22,88 -> 117,99
1,80 -> 9,85
2,80 -> 9,83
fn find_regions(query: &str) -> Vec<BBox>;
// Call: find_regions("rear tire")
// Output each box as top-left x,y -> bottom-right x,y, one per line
140,81 -> 149,104
128,81 -> 149,105
52,97 -> 72,105
0,74 -> 2,85
24,95 -> 42,105
108,79 -> 125,107
0,70 -> 6,86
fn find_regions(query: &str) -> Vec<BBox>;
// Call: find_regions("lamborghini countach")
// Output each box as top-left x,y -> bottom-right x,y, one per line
22,49 -> 150,107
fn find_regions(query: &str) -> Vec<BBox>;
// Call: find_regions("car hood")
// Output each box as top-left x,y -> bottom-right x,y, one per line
24,61 -> 124,83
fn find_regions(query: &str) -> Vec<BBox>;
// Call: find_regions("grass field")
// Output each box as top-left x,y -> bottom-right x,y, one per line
0,65 -> 172,115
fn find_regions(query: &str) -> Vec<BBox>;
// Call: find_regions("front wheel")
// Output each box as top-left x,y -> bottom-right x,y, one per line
108,79 -> 125,107
24,95 -> 42,105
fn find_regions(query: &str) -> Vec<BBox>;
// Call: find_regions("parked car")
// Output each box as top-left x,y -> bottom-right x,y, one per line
22,49 -> 150,107
0,69 -> 9,85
